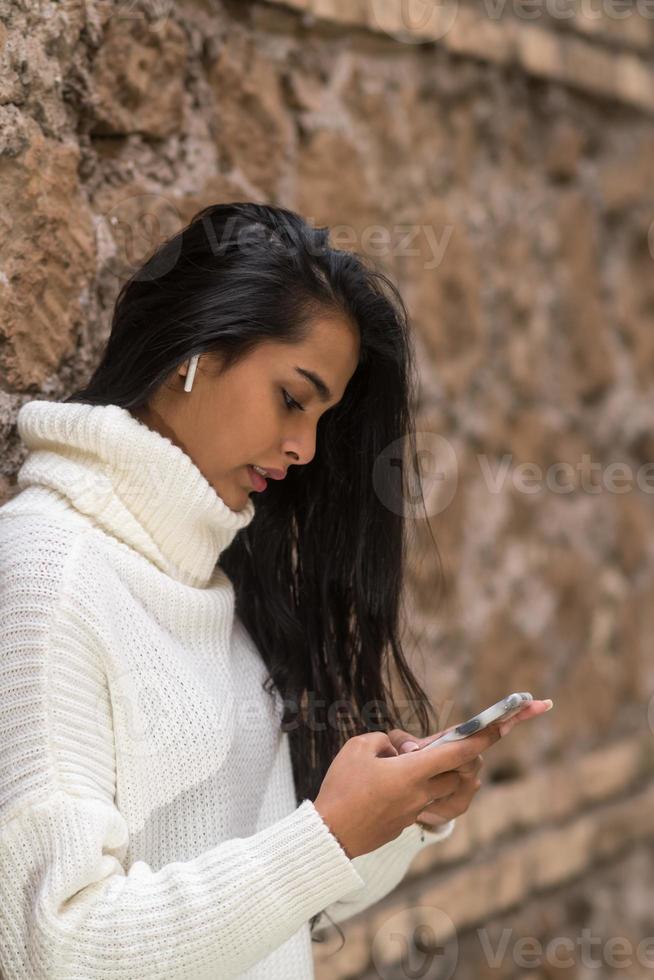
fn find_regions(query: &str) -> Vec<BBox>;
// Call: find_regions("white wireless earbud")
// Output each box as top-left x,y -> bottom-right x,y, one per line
184,354 -> 200,393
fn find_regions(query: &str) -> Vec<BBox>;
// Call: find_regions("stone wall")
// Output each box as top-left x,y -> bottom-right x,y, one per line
1,1 -> 653,976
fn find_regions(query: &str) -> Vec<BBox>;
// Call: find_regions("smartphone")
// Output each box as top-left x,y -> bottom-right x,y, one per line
419,692 -> 534,752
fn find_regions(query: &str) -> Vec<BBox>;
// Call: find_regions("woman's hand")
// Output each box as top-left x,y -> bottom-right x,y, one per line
313,722 -> 506,859
387,698 -> 554,829
386,726 -> 482,829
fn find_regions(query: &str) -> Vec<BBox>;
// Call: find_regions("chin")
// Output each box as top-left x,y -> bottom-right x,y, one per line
214,482 -> 248,511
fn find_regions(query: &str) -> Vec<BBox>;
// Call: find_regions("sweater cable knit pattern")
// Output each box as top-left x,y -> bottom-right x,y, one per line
0,399 -> 455,979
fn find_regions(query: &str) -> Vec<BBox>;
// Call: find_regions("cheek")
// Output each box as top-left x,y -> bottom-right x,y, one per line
234,405 -> 281,463
210,379 -> 281,465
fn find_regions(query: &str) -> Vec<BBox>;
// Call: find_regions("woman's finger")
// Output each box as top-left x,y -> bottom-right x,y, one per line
417,771 -> 481,822
425,770 -> 461,800
455,754 -> 483,778
498,698 -> 553,736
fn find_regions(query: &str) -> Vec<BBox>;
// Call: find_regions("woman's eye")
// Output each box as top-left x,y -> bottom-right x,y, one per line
282,389 -> 304,412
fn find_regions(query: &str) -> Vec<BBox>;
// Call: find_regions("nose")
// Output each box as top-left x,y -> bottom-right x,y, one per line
283,423 -> 317,467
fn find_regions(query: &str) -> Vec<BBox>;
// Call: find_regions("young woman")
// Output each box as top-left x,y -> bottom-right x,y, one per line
0,202 -> 551,978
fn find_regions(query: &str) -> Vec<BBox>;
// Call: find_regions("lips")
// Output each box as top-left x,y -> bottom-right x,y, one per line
248,465 -> 267,491
253,466 -> 287,480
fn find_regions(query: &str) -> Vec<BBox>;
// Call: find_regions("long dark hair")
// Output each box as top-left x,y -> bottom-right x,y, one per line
64,201 -> 443,942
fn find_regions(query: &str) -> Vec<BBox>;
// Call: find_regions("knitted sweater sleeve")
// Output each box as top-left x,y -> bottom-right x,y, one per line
311,818 -> 456,937
0,526 -> 367,980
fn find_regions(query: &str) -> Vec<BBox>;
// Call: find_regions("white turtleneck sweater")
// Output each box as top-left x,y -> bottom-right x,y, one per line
0,399 -> 455,980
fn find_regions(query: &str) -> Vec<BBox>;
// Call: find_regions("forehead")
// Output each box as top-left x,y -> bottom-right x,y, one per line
255,317 -> 360,378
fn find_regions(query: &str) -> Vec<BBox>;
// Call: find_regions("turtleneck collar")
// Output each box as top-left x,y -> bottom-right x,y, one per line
15,400 -> 256,589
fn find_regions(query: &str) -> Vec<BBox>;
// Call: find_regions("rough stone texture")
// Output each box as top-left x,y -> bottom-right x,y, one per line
0,115 -> 96,391
348,838 -> 654,980
88,15 -> 189,139
1,1 -> 653,977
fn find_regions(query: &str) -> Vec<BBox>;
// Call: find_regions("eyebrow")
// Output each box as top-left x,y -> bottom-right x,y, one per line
293,366 -> 333,403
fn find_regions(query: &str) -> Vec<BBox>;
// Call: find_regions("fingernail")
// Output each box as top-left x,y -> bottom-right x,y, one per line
400,741 -> 420,752
544,699 -> 553,710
